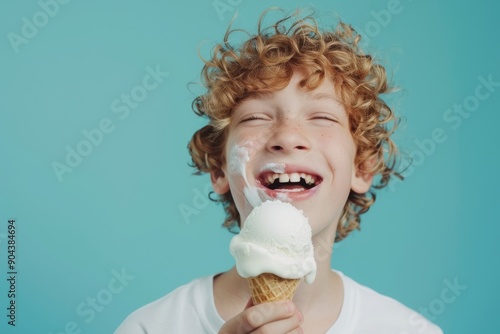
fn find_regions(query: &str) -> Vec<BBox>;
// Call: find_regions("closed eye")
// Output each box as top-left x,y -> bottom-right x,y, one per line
240,114 -> 271,123
313,116 -> 336,121
310,114 -> 339,123
242,115 -> 264,121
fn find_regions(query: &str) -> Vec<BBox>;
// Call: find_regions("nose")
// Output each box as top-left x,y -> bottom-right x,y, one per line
266,120 -> 311,153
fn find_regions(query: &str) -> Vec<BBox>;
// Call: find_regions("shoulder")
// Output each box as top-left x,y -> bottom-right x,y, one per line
114,275 -> 219,334
338,272 -> 443,334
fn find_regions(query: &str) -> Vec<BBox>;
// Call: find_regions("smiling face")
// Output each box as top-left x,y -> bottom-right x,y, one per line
211,71 -> 373,238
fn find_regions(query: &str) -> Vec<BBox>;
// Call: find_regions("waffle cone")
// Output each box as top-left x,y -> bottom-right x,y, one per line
248,273 -> 300,304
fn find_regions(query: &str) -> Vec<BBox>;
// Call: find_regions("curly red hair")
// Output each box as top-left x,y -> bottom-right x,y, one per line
188,9 -> 401,241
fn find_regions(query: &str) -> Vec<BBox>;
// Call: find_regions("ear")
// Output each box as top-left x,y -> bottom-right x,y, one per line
351,163 -> 374,194
210,169 -> 230,195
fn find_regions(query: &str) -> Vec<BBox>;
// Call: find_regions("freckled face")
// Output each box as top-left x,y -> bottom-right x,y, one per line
215,72 -> 372,237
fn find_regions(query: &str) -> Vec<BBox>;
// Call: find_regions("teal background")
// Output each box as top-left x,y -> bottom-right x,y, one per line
1,0 -> 499,333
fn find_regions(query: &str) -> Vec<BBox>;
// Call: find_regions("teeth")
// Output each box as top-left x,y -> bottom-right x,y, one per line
279,174 -> 290,183
289,173 -> 300,182
272,173 -> 279,183
265,172 -> 318,185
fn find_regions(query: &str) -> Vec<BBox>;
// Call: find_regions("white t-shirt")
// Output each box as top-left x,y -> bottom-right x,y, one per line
115,271 -> 443,334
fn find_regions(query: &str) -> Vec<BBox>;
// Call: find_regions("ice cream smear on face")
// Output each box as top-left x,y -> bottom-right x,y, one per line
230,200 -> 317,284
228,143 -> 286,207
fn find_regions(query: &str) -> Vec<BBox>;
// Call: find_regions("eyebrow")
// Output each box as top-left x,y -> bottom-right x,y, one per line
239,90 -> 344,111
243,91 -> 341,102
309,92 -> 342,104
244,91 -> 273,100
310,93 -> 344,107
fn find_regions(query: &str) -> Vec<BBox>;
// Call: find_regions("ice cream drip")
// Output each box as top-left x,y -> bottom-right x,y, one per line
228,143 -> 270,208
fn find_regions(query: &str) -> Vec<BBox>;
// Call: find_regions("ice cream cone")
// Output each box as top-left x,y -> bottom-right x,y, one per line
230,201 -> 317,302
248,273 -> 300,304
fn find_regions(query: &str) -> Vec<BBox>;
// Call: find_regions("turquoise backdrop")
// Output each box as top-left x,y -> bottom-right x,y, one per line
1,0 -> 499,333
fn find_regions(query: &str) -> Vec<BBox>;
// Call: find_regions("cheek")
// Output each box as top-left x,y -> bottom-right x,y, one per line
318,130 -> 357,159
317,131 -> 357,188
224,139 -> 258,208
226,140 -> 256,174
232,127 -> 273,150
226,132 -> 268,173
226,176 -> 252,223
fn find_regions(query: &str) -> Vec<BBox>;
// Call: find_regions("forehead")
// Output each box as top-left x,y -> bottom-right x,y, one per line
237,71 -> 343,108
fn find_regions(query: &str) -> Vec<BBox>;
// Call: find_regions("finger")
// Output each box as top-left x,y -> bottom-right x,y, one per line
249,311 -> 303,334
219,301 -> 301,334
237,301 -> 298,333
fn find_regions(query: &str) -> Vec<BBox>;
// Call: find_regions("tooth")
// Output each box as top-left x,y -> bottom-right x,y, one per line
300,173 -> 306,180
305,175 -> 313,184
279,173 -> 290,183
272,173 -> 279,182
267,175 -> 274,184
289,173 -> 300,182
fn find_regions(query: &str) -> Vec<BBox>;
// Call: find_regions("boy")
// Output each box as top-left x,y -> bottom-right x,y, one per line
116,9 -> 443,334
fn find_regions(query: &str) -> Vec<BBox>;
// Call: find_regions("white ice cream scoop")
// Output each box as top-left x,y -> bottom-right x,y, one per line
229,200 -> 317,284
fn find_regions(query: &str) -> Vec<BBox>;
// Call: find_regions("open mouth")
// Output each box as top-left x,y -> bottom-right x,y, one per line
259,172 -> 322,192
